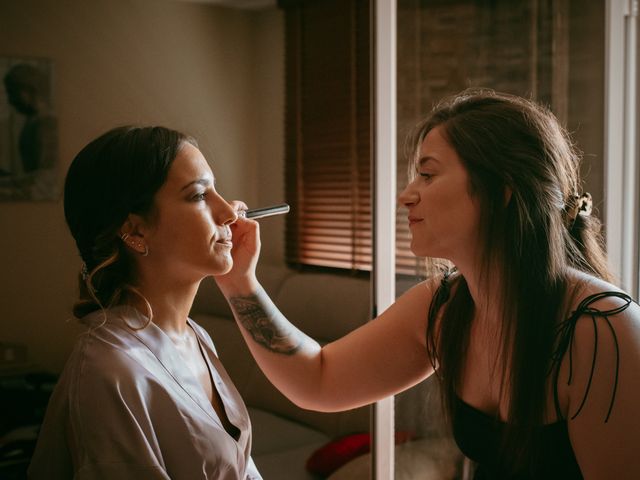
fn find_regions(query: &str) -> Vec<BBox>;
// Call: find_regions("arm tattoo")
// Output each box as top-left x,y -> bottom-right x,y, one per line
228,293 -> 303,355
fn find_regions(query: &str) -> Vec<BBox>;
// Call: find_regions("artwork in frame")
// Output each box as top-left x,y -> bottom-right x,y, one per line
0,57 -> 59,201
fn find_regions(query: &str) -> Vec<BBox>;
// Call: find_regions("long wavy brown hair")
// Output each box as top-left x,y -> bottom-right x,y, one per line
413,89 -> 612,473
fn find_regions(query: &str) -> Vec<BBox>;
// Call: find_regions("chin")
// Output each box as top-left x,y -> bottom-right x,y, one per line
410,242 -> 431,258
214,259 -> 234,276
411,236 -> 449,259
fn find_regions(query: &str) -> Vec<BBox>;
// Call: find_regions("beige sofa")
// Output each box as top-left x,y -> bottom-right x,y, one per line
191,265 -> 464,479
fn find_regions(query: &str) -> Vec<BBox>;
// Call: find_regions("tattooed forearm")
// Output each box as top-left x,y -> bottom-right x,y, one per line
229,293 -> 304,355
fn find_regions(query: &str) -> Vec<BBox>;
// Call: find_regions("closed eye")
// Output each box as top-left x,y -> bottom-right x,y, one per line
420,172 -> 434,180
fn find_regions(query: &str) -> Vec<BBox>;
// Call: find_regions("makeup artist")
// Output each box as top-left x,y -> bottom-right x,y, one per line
216,90 -> 640,479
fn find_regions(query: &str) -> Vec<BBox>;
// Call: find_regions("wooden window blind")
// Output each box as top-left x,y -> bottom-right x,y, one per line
281,0 -> 372,271
280,0 -> 427,276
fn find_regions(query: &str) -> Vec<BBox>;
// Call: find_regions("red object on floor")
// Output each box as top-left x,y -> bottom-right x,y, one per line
306,431 -> 415,477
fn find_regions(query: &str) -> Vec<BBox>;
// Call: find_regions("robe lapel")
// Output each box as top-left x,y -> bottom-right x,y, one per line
106,306 -> 223,429
188,319 -> 250,436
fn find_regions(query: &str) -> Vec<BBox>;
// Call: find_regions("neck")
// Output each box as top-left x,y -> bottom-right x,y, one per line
454,257 -> 504,326
132,275 -> 201,338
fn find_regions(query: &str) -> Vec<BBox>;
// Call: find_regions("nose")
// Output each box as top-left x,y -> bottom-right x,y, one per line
210,194 -> 238,226
398,181 -> 419,208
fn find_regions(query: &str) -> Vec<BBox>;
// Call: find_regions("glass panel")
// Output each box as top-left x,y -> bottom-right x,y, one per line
394,0 -> 605,478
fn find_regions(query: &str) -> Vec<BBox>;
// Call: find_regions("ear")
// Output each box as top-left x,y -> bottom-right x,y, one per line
119,214 -> 149,256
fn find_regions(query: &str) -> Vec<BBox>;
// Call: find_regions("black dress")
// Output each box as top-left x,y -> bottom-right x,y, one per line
451,291 -> 634,479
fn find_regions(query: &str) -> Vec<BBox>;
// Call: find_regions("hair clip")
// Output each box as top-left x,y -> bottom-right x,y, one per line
566,192 -> 592,222
577,192 -> 592,217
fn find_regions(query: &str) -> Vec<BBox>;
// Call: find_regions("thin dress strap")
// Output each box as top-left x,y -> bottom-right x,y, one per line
551,291 -> 635,423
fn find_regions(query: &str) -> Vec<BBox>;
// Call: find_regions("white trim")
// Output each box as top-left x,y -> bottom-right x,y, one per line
605,0 -> 639,296
623,1 -> 639,298
605,0 -> 625,283
373,0 -> 396,478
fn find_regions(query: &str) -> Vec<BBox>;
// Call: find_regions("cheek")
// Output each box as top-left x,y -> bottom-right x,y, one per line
453,198 -> 481,239
425,184 -> 479,232
423,184 -> 462,217
153,209 -> 213,248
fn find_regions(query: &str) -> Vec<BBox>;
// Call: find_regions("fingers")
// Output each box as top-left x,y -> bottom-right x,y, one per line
229,200 -> 249,219
229,207 -> 260,240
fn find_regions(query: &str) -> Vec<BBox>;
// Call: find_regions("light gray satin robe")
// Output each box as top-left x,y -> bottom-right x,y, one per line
28,305 -> 262,480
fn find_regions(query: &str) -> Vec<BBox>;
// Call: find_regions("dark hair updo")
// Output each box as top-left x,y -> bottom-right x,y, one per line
64,126 -> 196,320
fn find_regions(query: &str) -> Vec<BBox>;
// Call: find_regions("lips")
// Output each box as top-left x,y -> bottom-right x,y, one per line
214,226 -> 233,246
215,236 -> 232,246
407,216 -> 423,225
214,230 -> 233,246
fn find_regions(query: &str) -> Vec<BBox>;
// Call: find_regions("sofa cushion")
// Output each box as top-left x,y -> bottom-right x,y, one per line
253,444 -> 324,480
248,407 -> 329,480
248,407 -> 329,455
275,272 -> 370,342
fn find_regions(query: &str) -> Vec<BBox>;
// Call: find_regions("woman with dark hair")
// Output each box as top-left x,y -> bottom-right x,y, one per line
215,90 -> 640,479
29,126 -> 261,479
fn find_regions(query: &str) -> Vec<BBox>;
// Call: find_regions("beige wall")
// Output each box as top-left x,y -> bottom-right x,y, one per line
252,7 -> 286,266
0,0 -> 285,372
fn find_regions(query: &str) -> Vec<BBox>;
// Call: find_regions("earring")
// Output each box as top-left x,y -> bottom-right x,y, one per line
81,262 -> 89,281
136,242 -> 149,257
121,232 -> 130,242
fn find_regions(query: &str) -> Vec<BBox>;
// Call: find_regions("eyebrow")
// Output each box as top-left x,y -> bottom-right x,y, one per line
417,156 -> 440,167
180,177 -> 213,191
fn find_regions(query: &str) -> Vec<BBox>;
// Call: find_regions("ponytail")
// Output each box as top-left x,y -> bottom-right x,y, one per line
563,192 -> 614,284
73,244 -> 152,330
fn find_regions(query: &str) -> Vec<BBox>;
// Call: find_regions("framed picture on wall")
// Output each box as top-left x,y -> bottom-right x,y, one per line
0,56 -> 59,201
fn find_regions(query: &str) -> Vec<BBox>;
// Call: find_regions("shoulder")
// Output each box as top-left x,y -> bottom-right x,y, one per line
390,273 -> 444,318
43,330 -> 161,444
398,275 -> 439,301
565,269 -> 631,308
382,271 -> 456,340
71,333 -> 154,396
560,270 -> 640,418
70,310 -> 162,389
561,272 -> 640,475
564,270 -> 639,339
397,269 -> 459,304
